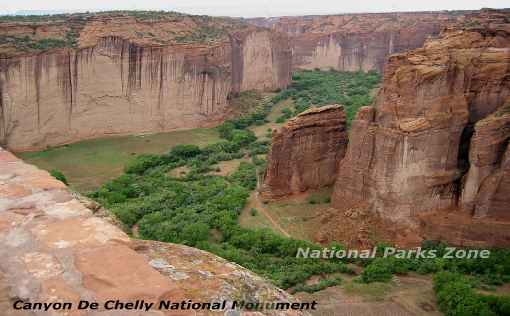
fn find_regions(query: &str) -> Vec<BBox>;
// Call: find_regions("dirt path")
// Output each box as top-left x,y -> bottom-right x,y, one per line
252,191 -> 291,237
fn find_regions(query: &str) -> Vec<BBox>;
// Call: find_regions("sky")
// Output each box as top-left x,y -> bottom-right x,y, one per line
0,0 -> 508,17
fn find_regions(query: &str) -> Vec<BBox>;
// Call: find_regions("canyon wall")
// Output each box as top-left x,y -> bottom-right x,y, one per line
262,105 -> 348,198
0,14 -> 291,151
0,147 -> 305,316
250,11 -> 468,72
329,13 -> 510,246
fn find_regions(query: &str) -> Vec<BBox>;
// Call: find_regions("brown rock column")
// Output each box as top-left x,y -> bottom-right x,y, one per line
262,105 -> 348,198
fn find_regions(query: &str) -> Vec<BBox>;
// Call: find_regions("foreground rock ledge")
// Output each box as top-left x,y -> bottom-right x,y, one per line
261,105 -> 348,199
0,147 -> 306,316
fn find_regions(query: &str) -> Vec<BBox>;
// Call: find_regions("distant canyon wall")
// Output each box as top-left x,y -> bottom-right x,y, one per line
249,12 -> 466,72
0,29 -> 291,151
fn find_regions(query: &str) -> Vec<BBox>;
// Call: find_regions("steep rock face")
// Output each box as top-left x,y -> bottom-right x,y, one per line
0,147 -> 306,316
461,101 -> 510,220
250,11 -> 460,72
329,15 -> 510,246
0,14 -> 291,151
0,41 -> 232,151
262,105 -> 348,198
231,30 -> 292,93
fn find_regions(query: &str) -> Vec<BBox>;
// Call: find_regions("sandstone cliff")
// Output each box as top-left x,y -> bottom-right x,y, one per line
0,147 -> 306,316
262,105 -> 348,198
249,11 -> 483,72
327,12 -> 510,247
0,13 -> 291,151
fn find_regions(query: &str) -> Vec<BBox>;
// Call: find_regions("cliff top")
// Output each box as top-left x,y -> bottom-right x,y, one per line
294,104 -> 344,117
249,8 -> 510,36
0,147 -> 305,315
0,11 -> 254,57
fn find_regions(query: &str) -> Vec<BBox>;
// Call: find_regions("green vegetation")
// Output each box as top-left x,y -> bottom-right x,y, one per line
107,10 -> 186,21
18,128 -> 221,192
0,35 -> 72,51
274,70 -> 381,124
434,272 -> 510,316
90,91 -> 353,289
0,14 -> 70,23
50,169 -> 68,185
175,26 -> 227,43
354,242 -> 510,315
291,276 -> 343,294
0,11 -> 186,23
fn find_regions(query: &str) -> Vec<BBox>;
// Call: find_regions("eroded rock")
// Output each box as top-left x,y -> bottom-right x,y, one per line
328,12 -> 510,247
262,105 -> 348,198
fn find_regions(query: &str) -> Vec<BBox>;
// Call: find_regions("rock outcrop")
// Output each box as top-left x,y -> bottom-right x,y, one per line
0,147 -> 306,315
328,12 -> 510,247
460,100 -> 510,220
0,13 -> 291,151
262,105 -> 348,198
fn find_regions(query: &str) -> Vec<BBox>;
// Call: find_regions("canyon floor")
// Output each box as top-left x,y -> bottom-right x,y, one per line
12,88 -> 444,316
16,128 -> 221,192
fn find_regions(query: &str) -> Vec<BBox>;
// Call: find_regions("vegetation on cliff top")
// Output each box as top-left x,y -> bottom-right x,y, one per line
0,35 -> 75,51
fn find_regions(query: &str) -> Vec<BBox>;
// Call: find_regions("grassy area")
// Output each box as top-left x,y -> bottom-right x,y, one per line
342,280 -> 394,301
17,128 -> 220,192
239,192 -> 276,231
249,98 -> 292,140
242,187 -> 333,241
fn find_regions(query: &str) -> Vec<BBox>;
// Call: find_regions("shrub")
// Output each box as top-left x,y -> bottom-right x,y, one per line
50,169 -> 68,185
231,129 -> 257,146
181,223 -> 210,246
291,277 -> 342,294
125,154 -> 166,174
250,208 -> 258,216
169,144 -> 201,159
433,272 -> 508,316
228,162 -> 257,190
359,258 -> 394,283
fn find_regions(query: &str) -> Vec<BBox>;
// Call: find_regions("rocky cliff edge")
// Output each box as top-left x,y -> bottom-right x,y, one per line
0,147 -> 306,316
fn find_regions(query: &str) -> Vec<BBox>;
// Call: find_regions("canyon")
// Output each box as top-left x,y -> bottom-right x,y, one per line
0,9 -> 497,153
261,9 -> 510,248
0,13 -> 291,151
1,7 -> 510,316
249,11 -> 467,72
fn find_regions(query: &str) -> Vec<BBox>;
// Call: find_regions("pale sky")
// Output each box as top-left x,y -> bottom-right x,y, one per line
0,0 -> 508,17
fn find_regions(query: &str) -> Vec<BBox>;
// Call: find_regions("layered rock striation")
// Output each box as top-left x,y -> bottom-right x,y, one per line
0,13 -> 291,151
262,105 -> 348,198
329,13 -> 510,246
249,10 -> 510,73
0,147 -> 306,316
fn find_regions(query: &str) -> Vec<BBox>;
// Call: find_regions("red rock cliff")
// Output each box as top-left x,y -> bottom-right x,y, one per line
0,13 -> 291,151
329,11 -> 510,247
262,105 -> 348,198
250,11 -> 475,72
